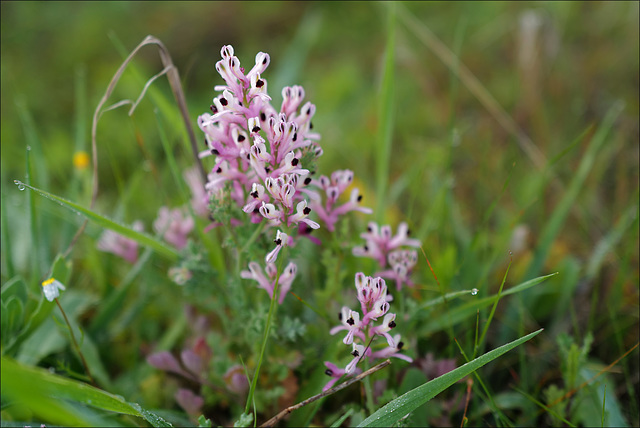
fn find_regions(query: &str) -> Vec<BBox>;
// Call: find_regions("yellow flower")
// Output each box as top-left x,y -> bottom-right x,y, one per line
73,151 -> 90,170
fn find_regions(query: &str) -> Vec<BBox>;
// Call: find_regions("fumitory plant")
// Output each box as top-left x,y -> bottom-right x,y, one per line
131,44 -> 417,424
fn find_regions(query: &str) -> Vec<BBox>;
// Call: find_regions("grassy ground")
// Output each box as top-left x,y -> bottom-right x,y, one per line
1,2 -> 638,427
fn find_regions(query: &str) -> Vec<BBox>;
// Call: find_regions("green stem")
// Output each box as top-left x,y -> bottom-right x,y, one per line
55,299 -> 95,386
244,248 -> 288,415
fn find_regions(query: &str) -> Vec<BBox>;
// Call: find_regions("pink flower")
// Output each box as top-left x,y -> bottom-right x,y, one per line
184,167 -> 209,217
224,364 -> 250,394
353,222 -> 420,266
321,361 -> 362,392
97,220 -> 144,263
194,44 -> 335,253
309,170 -> 372,232
370,334 -> 413,363
376,249 -> 418,290
153,207 -> 194,250
327,273 -> 409,375
175,388 -> 203,418
240,260 -> 297,303
265,230 -> 290,263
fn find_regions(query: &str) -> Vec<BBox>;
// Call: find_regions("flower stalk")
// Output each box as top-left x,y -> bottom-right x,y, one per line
55,298 -> 95,386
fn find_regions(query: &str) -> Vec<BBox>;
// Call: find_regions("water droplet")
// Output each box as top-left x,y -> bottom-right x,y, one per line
471,288 -> 478,296
14,180 -> 26,191
26,146 -> 31,151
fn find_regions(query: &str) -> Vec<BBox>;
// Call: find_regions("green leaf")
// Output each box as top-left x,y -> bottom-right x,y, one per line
1,276 -> 28,306
233,412 -> 253,427
11,181 -> 178,261
1,356 -> 172,427
17,290 -> 96,365
418,273 -> 556,335
357,329 -> 543,427
3,254 -> 72,355
1,296 -> 24,340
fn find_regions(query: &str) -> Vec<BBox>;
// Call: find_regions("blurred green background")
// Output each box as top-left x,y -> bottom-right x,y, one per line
1,1 -> 638,426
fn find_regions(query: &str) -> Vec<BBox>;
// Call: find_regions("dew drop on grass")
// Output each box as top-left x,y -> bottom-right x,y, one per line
471,288 -> 478,296
14,180 -> 25,191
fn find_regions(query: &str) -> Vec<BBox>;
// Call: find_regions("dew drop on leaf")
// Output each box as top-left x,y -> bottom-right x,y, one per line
471,288 -> 478,296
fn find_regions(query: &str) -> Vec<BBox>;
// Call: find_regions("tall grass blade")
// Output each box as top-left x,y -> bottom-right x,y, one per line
524,101 -> 624,279
12,181 -> 178,261
415,273 -> 556,335
475,257 -> 511,357
375,2 -> 396,222
586,198 -> 637,280
1,177 -> 15,279
270,5 -> 324,104
358,329 -> 543,427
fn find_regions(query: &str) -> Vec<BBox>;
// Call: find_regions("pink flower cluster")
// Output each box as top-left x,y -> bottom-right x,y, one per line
323,273 -> 412,391
197,45 -> 322,231
353,222 -> 421,290
196,45 -> 371,301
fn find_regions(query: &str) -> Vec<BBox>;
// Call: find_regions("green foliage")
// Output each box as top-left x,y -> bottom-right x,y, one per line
1,357 -> 172,427
358,329 -> 542,427
2,2 -> 638,427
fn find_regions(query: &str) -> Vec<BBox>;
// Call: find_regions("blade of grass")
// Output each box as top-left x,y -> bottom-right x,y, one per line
375,2 -> 396,223
602,384 -> 606,428
154,109 -> 190,205
416,273 -> 555,336
512,386 -> 576,427
474,255 -> 512,358
454,338 -> 513,426
13,181 -> 178,261
1,356 -> 172,427
586,197 -> 637,281
88,245 -> 154,335
587,197 -> 638,334
357,329 -> 543,427
107,33 -> 204,182
419,288 -> 482,310
524,101 -> 624,279
330,408 -> 355,428
269,5 -> 324,105
1,178 -> 15,279
396,3 -> 546,170
25,147 -> 40,291
3,254 -> 71,356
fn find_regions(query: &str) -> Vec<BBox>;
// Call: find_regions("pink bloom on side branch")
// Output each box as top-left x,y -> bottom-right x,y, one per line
97,220 -> 144,263
240,260 -> 297,303
154,207 -> 194,250
326,273 -> 411,377
353,222 -> 420,267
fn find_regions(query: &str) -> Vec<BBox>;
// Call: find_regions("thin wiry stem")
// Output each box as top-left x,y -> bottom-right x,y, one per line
260,359 -> 392,427
63,35 -> 203,259
55,298 -> 96,386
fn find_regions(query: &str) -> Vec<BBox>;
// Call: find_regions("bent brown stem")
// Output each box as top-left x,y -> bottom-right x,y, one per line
63,35 -> 203,259
260,359 -> 392,427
